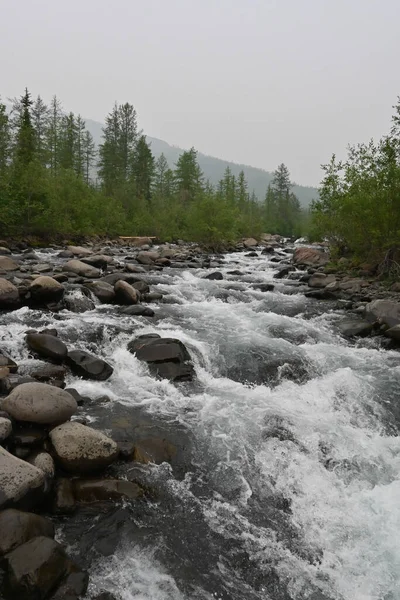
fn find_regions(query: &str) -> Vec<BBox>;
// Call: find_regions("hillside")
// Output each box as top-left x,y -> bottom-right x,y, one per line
85,118 -> 318,207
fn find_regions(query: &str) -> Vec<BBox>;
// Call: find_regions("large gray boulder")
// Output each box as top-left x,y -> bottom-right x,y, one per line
29,276 -> 64,304
66,349 -> 113,380
0,509 -> 54,556
365,299 -> 400,328
308,273 -> 336,288
1,382 -> 77,425
50,422 -> 119,472
114,280 -> 140,305
66,245 -> 92,257
0,278 -> 20,309
26,333 -> 68,362
293,247 -> 329,266
1,535 -> 87,600
62,259 -> 100,278
0,447 -> 45,510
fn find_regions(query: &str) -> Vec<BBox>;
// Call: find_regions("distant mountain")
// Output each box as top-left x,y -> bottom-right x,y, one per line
85,118 -> 318,207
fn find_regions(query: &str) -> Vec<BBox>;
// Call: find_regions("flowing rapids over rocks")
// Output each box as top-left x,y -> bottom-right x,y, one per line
1,247 -> 400,600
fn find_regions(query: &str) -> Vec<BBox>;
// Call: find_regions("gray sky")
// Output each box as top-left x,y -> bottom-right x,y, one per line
1,0 -> 399,185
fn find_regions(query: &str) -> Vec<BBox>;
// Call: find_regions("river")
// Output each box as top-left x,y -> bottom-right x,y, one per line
1,245 -> 399,600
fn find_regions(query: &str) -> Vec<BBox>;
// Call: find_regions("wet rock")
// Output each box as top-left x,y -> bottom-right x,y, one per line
0,416 -> 12,443
304,289 -> 337,300
137,250 -> 159,265
66,245 -> 92,257
11,426 -> 47,448
120,305 -> 155,317
64,293 -> 95,313
0,374 -> 37,395
243,238 -> 258,248
50,569 -> 89,600
384,324 -> 400,342
29,276 -> 64,304
0,446 -> 45,510
365,299 -> 400,328
66,350 -> 113,381
1,535 -> 86,600
261,246 -> 275,254
308,273 -> 336,288
114,280 -> 140,305
0,509 -> 54,556
50,422 -> 119,473
72,478 -> 143,503
52,478 -> 76,514
126,263 -> 147,273
0,352 -> 18,373
85,281 -> 116,303
26,333 -> 68,362
204,271 -> 223,280
293,247 -> 329,266
0,246 -> 11,255
0,278 -> 20,309
128,334 -> 195,381
133,437 -> 177,465
62,259 -> 100,278
101,272 -> 140,286
93,593 -> 118,600
30,363 -> 67,384
142,292 -> 163,302
81,254 -> 112,269
27,451 -> 55,479
337,320 -> 374,338
64,388 -> 88,406
1,382 -> 77,425
252,283 -> 275,292
0,256 -> 18,271
132,280 -> 150,294
274,267 -> 291,279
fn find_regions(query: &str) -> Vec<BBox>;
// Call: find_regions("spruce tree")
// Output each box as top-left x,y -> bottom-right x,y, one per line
47,95 -> 63,175
82,130 -> 96,184
174,147 -> 203,203
31,95 -> 49,167
133,135 -> 154,204
0,100 -> 10,176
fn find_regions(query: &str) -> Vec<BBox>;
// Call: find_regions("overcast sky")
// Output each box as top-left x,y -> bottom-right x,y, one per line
1,0 -> 399,185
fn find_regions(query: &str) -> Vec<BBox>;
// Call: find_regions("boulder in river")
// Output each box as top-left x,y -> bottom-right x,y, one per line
308,273 -> 336,288
0,509 -> 55,556
50,422 -> 119,472
66,349 -> 113,380
29,276 -> 64,304
384,324 -> 400,342
66,245 -> 92,257
128,334 -> 195,381
0,416 -> 12,442
337,320 -> 374,338
27,451 -> 55,479
1,382 -> 77,425
0,278 -> 20,309
243,238 -> 258,248
365,299 -> 400,328
0,446 -> 45,510
0,256 -> 18,271
85,280 -> 116,304
26,333 -> 68,362
204,272 -> 223,280
72,478 -> 143,503
293,247 -> 329,266
1,535 -> 87,600
120,305 -> 155,317
62,259 -> 100,278
114,280 -> 140,304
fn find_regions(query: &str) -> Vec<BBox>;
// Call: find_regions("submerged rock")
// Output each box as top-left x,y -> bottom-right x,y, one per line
72,478 -> 143,503
120,305 -> 155,317
50,422 -> 119,472
204,272 -> 223,280
128,334 -> 195,381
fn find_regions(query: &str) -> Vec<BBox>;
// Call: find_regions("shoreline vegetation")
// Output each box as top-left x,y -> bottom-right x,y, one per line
0,89 -> 308,245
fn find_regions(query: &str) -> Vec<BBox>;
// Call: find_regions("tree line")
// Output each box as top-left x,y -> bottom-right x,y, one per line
0,89 -> 306,242
311,97 -> 400,272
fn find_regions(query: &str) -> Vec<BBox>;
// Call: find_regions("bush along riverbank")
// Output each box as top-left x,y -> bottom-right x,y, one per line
0,235 -> 400,599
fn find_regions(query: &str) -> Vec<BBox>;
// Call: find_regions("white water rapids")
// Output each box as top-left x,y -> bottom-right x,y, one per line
1,247 -> 399,600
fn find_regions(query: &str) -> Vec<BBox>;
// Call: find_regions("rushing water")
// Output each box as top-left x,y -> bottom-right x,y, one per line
1,247 -> 400,600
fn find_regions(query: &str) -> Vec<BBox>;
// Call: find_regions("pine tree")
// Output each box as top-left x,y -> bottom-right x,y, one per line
133,135 -> 155,204
82,130 -> 96,184
74,115 -> 86,177
153,153 -> 169,199
47,95 -> 63,175
237,170 -> 248,209
0,100 -> 10,176
174,147 -> 203,203
59,112 -> 77,171
14,88 -> 35,167
31,95 -> 49,167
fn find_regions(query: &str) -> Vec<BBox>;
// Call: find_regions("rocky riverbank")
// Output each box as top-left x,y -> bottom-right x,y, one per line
0,234 -> 400,600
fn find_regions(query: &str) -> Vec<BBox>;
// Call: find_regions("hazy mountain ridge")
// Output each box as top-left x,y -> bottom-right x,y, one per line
85,118 -> 318,207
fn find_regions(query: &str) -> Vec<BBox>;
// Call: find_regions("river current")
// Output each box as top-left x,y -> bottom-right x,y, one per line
1,245 -> 399,600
